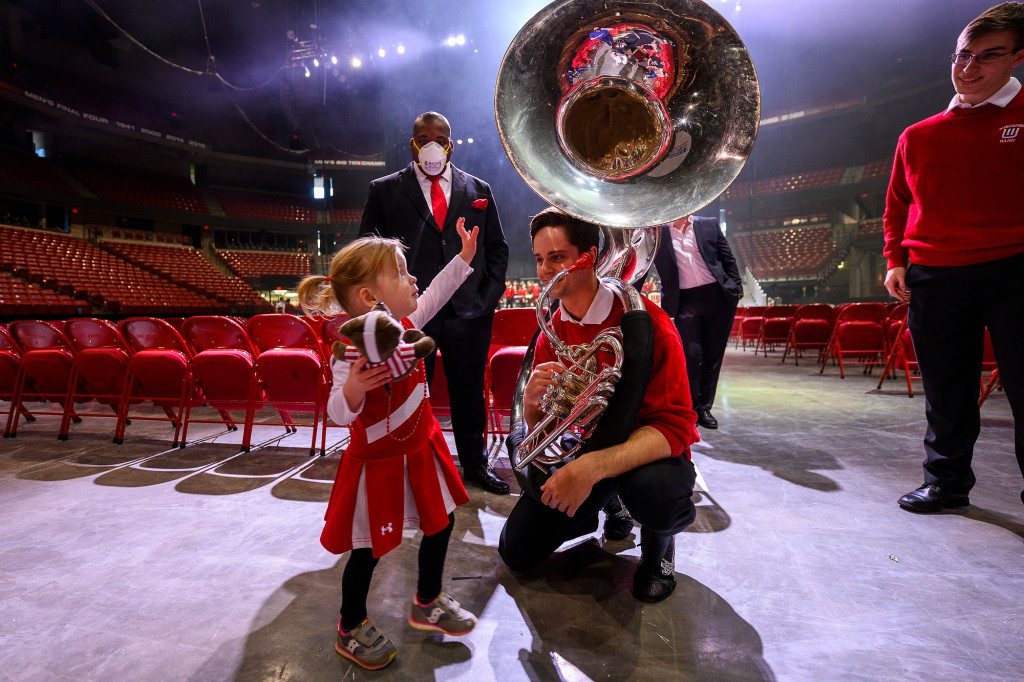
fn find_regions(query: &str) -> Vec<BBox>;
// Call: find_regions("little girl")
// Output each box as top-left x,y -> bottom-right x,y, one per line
296,219 -> 479,670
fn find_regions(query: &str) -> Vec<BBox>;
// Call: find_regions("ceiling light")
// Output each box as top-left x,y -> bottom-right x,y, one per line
456,34 -> 466,45
312,57 -> 320,67
397,44 -> 405,54
378,48 -> 386,58
351,57 -> 362,68
331,55 -> 338,65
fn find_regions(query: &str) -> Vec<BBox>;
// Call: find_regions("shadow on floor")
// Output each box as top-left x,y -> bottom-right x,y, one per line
498,538 -> 775,681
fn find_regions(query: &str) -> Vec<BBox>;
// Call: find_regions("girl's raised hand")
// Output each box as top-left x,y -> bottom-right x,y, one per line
456,217 -> 479,263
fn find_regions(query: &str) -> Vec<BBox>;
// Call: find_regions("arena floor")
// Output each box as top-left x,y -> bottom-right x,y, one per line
1,347 -> 1022,681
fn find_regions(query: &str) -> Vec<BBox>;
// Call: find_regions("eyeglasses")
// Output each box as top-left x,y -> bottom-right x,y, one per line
950,51 -> 1014,65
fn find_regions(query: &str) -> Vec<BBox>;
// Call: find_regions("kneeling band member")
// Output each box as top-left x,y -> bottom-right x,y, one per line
498,207 -> 700,602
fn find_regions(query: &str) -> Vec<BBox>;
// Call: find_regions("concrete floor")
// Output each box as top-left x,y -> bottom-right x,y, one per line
1,348 -> 1022,681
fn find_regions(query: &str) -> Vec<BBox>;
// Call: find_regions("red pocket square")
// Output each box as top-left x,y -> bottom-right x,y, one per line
471,198 -> 488,210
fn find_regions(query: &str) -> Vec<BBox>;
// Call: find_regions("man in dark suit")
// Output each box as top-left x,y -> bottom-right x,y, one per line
360,111 -> 510,494
653,215 -> 742,429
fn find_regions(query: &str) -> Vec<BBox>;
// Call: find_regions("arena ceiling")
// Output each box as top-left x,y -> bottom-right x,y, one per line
2,0 -> 1000,165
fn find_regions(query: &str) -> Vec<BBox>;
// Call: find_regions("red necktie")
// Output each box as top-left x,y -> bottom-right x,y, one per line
429,176 -> 447,231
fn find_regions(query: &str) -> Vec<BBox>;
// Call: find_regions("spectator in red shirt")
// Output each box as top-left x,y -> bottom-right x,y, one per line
884,2 -> 1024,512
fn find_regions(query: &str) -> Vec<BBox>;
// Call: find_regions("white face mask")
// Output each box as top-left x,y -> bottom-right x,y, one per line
415,141 -> 449,176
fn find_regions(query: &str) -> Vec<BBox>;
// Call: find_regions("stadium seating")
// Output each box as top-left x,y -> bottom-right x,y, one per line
99,240 -> 270,314
1,224 -> 223,315
68,161 -> 209,214
857,219 -> 884,240
217,250 -> 313,279
213,187 -> 317,222
732,224 -> 835,280
0,149 -> 76,194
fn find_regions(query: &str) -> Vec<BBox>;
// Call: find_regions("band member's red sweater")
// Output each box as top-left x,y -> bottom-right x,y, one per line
883,90 -> 1024,269
534,291 -> 699,458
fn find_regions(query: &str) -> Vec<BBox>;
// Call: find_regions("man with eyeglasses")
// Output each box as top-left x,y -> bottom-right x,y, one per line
883,3 -> 1024,513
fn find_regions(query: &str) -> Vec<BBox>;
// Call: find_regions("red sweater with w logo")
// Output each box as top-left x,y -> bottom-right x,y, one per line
883,90 -> 1024,269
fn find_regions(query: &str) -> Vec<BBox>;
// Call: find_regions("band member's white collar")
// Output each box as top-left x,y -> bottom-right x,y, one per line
559,281 -> 614,325
946,76 -> 1021,112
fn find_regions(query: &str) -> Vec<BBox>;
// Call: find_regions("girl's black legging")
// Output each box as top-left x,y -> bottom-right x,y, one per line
339,513 -> 454,632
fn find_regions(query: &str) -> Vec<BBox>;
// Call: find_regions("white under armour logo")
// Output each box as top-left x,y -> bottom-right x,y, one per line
381,523 -> 393,535
427,607 -> 445,623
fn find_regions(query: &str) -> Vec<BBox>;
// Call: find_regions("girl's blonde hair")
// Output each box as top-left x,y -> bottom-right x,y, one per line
296,236 -> 404,316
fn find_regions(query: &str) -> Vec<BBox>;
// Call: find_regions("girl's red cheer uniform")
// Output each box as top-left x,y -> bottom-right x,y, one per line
321,257 -> 472,558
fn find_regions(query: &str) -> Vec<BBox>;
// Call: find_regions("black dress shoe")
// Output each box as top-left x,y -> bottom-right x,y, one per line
633,538 -> 676,603
898,484 -> 969,513
695,408 -> 718,429
463,464 -> 510,495
602,497 -> 634,541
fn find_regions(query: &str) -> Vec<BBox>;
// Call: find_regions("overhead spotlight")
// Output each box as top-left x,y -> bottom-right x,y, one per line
456,34 -> 466,45
312,57 -> 320,67
456,139 -> 463,144
446,36 -> 457,47
351,57 -> 362,68
397,44 -> 405,54
378,48 -> 386,58
331,55 -> 337,65
303,63 -> 311,77
467,138 -> 474,143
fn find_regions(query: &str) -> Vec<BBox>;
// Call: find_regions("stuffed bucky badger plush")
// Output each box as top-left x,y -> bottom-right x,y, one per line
332,303 -> 435,384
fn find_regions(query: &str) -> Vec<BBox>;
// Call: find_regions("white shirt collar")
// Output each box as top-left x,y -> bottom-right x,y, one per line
946,76 -> 1021,112
414,161 -> 452,185
559,281 -> 614,325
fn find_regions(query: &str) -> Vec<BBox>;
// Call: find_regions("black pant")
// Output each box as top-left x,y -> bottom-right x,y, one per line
339,514 -> 454,632
905,251 -> 1024,493
498,456 -> 697,572
673,283 -> 738,411
422,308 -> 494,471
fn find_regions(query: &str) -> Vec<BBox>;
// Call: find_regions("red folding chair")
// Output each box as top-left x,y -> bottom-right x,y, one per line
980,368 -> 1002,406
0,325 -> 35,432
819,303 -> 887,378
246,314 -> 331,456
429,351 -> 452,427
60,318 -> 133,440
489,308 -> 539,359
755,305 -> 799,356
729,307 -> 744,345
485,345 -> 529,447
319,313 -> 351,362
876,303 -> 911,389
738,306 -> 768,350
4,320 -> 77,438
182,315 -> 289,446
781,303 -> 833,365
118,317 -> 209,447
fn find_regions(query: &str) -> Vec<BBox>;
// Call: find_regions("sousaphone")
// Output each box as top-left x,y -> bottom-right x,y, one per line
495,0 -> 759,489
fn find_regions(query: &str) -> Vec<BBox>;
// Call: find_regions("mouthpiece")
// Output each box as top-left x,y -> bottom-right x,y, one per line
568,253 -> 595,272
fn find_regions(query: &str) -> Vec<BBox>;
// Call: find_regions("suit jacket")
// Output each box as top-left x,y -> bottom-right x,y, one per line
653,216 -> 742,318
359,162 -> 509,319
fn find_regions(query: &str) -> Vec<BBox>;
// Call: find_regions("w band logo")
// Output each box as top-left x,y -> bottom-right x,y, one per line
1000,125 -> 1021,141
